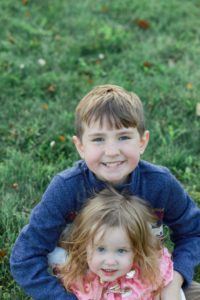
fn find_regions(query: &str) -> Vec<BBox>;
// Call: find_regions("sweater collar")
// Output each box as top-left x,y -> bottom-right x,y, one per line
80,160 -> 139,194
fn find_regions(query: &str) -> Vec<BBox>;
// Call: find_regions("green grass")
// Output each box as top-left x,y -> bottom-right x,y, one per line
0,0 -> 200,298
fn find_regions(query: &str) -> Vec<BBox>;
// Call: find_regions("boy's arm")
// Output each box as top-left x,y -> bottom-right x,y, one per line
10,228 -> 77,300
164,173 -> 200,287
10,175 -> 78,300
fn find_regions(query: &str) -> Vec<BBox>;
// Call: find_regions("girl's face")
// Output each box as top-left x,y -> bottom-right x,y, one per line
86,226 -> 134,282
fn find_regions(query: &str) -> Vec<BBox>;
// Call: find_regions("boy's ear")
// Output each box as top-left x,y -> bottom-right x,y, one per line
139,130 -> 150,155
72,136 -> 85,159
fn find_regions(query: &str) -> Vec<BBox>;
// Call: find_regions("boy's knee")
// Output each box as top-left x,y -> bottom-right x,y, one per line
184,281 -> 200,300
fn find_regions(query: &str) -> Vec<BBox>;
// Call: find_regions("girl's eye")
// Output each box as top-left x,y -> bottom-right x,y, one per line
97,247 -> 105,253
119,136 -> 130,141
117,249 -> 127,254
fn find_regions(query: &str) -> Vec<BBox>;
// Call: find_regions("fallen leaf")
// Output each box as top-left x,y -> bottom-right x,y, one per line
54,34 -> 61,40
12,183 -> 19,189
136,19 -> 150,29
101,5 -> 109,13
25,11 -> 31,17
168,59 -> 176,68
38,58 -> 46,66
19,64 -> 25,69
58,135 -> 65,142
87,78 -> 93,84
22,0 -> 28,5
143,61 -> 153,68
47,85 -> 56,93
8,34 -> 16,44
0,250 -> 7,258
98,53 -> 105,60
41,103 -> 48,110
50,140 -> 56,148
186,82 -> 193,90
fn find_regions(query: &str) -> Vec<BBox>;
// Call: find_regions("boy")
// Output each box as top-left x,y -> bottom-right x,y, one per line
10,84 -> 200,300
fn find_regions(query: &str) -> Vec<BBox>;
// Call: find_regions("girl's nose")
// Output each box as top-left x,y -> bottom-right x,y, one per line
104,254 -> 117,266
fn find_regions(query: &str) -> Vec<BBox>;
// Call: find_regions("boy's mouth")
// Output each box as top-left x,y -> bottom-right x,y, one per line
102,161 -> 124,167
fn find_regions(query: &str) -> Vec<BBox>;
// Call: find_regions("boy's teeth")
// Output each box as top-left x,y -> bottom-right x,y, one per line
104,162 -> 121,166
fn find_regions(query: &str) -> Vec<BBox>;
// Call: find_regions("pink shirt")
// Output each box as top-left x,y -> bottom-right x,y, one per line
70,248 -> 173,300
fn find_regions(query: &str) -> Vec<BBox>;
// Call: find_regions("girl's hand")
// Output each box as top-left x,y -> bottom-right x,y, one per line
154,270 -> 184,300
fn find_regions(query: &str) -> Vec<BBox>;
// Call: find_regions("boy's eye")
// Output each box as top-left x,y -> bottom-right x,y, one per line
97,246 -> 105,253
118,136 -> 130,141
91,137 -> 104,142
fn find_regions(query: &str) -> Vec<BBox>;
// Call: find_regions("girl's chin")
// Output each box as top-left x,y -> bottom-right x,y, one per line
100,276 -> 117,282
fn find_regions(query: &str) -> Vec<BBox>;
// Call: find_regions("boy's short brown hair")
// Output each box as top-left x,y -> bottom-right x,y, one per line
75,84 -> 146,138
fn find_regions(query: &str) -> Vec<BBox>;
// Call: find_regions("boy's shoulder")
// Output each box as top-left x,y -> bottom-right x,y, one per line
137,160 -> 175,187
135,161 -> 180,200
57,160 -> 87,182
138,160 -> 170,176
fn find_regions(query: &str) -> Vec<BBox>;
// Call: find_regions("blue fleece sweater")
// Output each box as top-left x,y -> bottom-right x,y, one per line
10,160 -> 200,300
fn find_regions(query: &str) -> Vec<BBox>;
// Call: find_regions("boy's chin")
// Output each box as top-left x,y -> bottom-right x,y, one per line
104,176 -> 129,186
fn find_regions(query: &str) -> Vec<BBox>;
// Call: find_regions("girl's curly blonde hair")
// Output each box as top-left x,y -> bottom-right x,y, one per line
59,188 -> 162,292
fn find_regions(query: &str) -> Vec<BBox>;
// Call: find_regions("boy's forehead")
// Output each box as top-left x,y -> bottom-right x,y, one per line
84,116 -> 116,129
82,117 -> 136,132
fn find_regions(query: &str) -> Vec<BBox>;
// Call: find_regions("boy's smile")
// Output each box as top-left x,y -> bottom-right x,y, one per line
73,118 -> 149,185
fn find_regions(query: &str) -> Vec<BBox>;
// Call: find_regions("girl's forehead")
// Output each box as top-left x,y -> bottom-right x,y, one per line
86,226 -> 106,252
92,225 -> 108,242
93,225 -> 129,244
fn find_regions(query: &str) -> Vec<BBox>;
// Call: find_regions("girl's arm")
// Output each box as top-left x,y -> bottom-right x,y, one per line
156,271 -> 184,300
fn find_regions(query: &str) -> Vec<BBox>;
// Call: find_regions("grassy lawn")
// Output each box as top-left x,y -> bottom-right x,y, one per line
0,0 -> 200,299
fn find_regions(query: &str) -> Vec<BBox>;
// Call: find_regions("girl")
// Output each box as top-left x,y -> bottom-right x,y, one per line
49,188 -> 185,300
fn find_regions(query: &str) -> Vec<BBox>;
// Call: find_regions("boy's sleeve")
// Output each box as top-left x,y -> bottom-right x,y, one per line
10,175 -> 78,300
164,173 -> 200,287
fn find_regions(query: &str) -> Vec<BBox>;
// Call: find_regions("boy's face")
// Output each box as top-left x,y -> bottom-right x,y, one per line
73,117 -> 149,185
86,226 -> 134,282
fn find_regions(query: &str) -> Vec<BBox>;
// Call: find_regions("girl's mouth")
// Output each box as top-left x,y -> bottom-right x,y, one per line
101,269 -> 117,276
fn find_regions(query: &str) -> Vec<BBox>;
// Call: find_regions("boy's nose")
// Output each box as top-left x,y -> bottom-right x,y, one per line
104,143 -> 120,156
